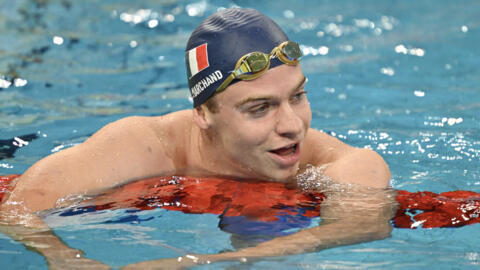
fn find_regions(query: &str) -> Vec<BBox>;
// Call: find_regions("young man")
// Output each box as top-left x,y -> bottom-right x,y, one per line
1,8 -> 393,269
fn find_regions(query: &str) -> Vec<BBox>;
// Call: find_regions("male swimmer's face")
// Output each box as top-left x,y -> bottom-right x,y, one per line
209,64 -> 311,181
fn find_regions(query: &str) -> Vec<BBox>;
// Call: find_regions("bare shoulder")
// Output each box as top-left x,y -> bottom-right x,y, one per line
6,110 -> 194,212
89,110 -> 193,151
301,128 -> 355,166
147,109 -> 194,139
301,128 -> 391,188
80,110 -> 195,173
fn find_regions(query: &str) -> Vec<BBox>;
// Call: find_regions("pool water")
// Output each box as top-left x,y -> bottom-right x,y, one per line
1,0 -> 479,269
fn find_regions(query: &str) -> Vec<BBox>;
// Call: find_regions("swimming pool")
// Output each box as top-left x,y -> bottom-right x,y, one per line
1,0 -> 479,269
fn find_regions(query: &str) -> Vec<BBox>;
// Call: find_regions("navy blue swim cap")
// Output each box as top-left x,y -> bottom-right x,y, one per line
186,8 -> 289,107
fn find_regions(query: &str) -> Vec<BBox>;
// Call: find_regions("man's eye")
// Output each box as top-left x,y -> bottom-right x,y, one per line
291,91 -> 307,103
248,103 -> 269,116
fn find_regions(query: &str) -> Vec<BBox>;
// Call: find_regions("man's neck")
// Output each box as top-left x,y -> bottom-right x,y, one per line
187,124 -> 256,180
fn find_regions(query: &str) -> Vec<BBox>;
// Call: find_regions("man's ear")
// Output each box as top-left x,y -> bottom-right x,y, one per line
193,105 -> 213,130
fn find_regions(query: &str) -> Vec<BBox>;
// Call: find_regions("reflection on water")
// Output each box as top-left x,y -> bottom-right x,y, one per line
0,0 -> 479,268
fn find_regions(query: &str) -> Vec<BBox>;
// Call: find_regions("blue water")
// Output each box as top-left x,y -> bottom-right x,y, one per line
1,0 -> 479,269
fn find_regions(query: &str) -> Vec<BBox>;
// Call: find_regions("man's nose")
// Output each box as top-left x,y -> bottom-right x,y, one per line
275,103 -> 303,139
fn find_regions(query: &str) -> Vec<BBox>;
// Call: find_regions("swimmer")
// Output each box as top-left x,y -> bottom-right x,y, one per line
0,8 -> 394,269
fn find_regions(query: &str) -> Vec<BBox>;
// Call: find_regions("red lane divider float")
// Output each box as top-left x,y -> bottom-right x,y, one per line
0,175 -> 18,202
1,174 -> 479,229
394,190 -> 480,228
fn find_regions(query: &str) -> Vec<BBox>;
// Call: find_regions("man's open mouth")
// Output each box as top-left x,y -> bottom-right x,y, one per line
269,144 -> 298,156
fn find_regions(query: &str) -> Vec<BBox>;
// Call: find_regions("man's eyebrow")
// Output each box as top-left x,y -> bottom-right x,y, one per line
235,75 -> 307,108
295,75 -> 307,92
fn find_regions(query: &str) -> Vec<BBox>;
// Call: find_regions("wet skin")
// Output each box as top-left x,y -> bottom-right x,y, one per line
0,62 -> 391,270
193,64 -> 311,181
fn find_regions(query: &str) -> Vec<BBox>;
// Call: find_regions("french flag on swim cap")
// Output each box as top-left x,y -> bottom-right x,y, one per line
186,43 -> 209,78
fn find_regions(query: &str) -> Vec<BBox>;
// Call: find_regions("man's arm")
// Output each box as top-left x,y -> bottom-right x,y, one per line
302,128 -> 391,188
212,186 -> 396,258
122,129 -> 394,269
5,116 -> 173,214
1,115 -> 174,268
0,216 -> 110,269
122,183 -> 396,269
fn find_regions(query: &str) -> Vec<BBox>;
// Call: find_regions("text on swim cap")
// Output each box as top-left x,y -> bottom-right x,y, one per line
191,70 -> 223,98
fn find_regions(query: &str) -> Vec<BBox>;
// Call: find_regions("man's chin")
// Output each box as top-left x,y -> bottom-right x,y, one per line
234,158 -> 299,182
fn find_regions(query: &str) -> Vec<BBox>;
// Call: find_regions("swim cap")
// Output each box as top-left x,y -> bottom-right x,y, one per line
185,8 -> 289,107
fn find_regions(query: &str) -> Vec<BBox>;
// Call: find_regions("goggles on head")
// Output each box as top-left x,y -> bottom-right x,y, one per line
215,41 -> 303,93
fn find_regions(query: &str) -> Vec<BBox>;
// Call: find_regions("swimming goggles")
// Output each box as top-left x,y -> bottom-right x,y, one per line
216,41 -> 303,93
